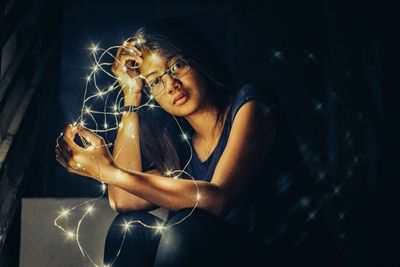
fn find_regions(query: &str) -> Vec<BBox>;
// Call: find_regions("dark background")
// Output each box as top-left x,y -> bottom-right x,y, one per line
0,0 -> 396,266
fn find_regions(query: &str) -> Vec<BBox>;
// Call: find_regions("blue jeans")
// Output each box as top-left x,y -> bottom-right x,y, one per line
103,208 -> 267,267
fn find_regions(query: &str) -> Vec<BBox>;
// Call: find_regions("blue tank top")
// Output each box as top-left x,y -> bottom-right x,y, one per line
184,83 -> 317,244
140,82 -> 322,245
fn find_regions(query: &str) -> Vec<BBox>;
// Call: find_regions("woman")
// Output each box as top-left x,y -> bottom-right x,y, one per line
55,18 -> 342,266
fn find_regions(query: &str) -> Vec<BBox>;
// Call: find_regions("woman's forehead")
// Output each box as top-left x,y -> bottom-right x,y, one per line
139,53 -> 179,77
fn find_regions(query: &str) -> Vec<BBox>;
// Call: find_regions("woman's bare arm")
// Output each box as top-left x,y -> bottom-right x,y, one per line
107,41 -> 157,212
102,100 -> 276,216
108,111 -> 158,212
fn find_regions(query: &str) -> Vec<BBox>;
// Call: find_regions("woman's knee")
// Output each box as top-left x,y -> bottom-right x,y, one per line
153,208 -> 225,266
104,211 -> 162,265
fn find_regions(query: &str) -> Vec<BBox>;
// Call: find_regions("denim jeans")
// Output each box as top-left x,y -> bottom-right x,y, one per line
103,208 -> 267,267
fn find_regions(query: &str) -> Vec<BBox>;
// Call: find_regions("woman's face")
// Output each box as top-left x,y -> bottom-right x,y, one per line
139,52 -> 208,117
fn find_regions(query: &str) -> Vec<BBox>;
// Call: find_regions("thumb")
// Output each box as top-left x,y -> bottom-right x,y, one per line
77,125 -> 104,146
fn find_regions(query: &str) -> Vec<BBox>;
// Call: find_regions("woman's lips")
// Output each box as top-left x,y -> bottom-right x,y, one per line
173,93 -> 188,106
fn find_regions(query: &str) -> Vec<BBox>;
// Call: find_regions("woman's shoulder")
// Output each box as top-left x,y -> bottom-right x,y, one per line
229,82 -> 278,122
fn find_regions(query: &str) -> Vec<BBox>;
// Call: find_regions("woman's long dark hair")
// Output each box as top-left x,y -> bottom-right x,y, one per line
134,18 -> 236,174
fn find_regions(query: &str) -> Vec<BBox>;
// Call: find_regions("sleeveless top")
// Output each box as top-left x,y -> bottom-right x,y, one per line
184,82 -> 318,245
140,82 -> 325,247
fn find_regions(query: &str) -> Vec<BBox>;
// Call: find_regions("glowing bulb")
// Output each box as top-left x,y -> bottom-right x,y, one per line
104,123 -> 108,129
122,221 -> 131,232
80,121 -> 85,127
66,231 -> 75,239
155,223 -> 165,233
60,209 -> 70,217
181,133 -> 188,140
86,75 -> 91,82
149,103 -> 155,108
119,122 -> 123,128
86,205 -> 94,213
108,85 -> 114,91
150,53 -> 161,63
76,162 -> 82,169
196,193 -> 201,201
164,170 -> 173,176
90,44 -> 99,54
149,95 -> 154,100
93,65 -> 99,72
136,36 -> 145,45
96,91 -> 105,97
84,107 -> 91,114
122,66 -> 127,72
113,105 -> 118,111
126,78 -> 137,88
101,183 -> 107,192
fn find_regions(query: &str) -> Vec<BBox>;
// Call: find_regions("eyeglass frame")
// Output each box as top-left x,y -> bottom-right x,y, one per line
143,57 -> 191,95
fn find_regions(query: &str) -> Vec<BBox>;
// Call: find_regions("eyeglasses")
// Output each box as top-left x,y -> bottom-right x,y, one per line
145,58 -> 190,96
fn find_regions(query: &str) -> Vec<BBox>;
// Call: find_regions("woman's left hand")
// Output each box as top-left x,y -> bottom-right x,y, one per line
55,124 -> 116,182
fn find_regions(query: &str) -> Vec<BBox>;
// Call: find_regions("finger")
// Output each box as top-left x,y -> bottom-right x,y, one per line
76,124 -> 104,146
119,54 -> 143,68
57,139 -> 73,159
62,125 -> 79,151
121,46 -> 142,56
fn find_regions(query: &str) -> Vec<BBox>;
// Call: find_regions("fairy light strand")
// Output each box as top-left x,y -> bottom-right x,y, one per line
55,37 -> 199,267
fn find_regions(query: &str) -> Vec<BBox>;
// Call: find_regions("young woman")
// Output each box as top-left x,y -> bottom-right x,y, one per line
55,18 -> 342,266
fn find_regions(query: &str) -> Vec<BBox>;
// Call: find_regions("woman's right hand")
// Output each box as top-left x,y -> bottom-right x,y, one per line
111,40 -> 144,105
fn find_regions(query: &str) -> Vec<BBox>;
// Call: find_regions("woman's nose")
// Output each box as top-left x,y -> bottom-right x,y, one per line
166,76 -> 182,94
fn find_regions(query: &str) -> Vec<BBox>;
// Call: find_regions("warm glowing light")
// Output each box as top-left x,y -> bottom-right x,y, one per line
66,231 -> 75,239
104,123 -> 108,129
101,183 -> 107,192
155,223 -> 165,233
86,75 -> 91,82
92,65 -> 99,72
196,193 -> 201,201
90,44 -> 99,54
85,107 -> 91,114
136,36 -> 145,45
60,209 -> 70,217
122,221 -> 131,232
86,205 -> 94,213
96,91 -> 105,97
126,78 -> 137,88
150,53 -> 161,63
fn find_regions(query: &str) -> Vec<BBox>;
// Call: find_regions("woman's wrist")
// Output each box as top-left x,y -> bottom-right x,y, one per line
98,163 -> 124,185
123,92 -> 142,106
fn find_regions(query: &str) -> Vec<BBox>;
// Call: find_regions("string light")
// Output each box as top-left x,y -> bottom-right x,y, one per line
55,38 -> 200,267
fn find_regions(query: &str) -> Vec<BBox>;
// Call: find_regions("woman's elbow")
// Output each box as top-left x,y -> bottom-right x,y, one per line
201,188 -> 231,217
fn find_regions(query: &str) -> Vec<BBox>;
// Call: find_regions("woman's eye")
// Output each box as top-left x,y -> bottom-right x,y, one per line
150,78 -> 161,87
172,62 -> 182,72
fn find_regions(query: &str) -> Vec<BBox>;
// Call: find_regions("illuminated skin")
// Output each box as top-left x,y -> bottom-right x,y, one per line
55,40 -> 276,216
